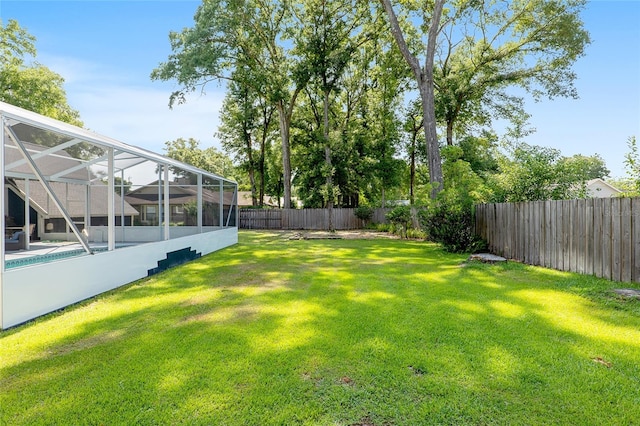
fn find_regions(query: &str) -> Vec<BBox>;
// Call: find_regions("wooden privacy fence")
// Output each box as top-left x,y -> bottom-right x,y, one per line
475,198 -> 640,283
239,208 -> 390,230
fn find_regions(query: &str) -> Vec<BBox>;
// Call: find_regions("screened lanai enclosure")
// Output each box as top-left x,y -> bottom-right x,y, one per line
0,102 -> 238,329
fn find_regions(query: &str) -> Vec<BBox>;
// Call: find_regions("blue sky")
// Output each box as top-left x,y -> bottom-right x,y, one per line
1,0 -> 639,178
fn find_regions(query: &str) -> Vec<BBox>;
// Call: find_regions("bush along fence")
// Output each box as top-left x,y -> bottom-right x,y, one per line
475,198 -> 640,283
239,208 -> 390,230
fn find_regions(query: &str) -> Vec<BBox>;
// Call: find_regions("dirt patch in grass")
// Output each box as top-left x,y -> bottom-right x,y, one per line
282,230 -> 399,240
51,330 -> 125,357
350,415 -> 392,426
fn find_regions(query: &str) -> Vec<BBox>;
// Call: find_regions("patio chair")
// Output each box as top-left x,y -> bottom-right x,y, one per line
5,231 -> 27,251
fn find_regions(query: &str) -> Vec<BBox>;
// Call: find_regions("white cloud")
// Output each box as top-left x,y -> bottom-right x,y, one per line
71,85 -> 224,153
46,54 -> 226,156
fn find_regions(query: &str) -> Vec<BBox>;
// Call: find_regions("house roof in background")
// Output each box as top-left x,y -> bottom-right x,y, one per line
125,180 -> 236,206
9,179 -> 139,218
237,191 -> 279,207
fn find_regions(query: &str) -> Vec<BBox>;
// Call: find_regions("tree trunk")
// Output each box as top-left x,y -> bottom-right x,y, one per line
259,136 -> 265,207
381,0 -> 445,199
276,101 -> 292,209
243,131 -> 258,206
323,88 -> 334,231
410,132 -> 416,205
446,120 -> 454,146
419,81 -> 443,199
421,0 -> 445,198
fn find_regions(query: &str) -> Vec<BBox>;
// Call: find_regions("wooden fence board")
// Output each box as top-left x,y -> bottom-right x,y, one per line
621,198 -> 632,283
531,202 -> 538,264
500,203 -> 507,258
527,202 -> 532,262
569,200 -> 576,272
542,201 -> 550,268
522,203 -> 529,263
515,203 -> 522,261
593,198 -> 604,279
496,204 -> 502,255
610,198 -> 621,281
500,203 -> 507,257
491,204 -> 498,254
575,199 -> 585,274
530,202 -> 538,265
491,204 -> 498,255
604,199 -> 614,280
551,201 -> 559,271
504,203 -> 511,259
560,201 -> 569,271
571,200 -> 578,272
584,199 -> 594,276
633,198 -> 640,282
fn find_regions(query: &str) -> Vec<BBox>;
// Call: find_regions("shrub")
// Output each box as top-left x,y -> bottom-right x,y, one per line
386,205 -> 412,238
419,200 -> 487,253
354,205 -> 374,224
406,228 -> 426,240
374,223 -> 391,232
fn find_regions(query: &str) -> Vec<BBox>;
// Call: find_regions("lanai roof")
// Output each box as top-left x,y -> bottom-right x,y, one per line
1,101 -> 236,186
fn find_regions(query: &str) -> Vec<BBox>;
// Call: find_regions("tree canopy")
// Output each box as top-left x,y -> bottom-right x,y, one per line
153,0 -> 597,208
164,137 -> 242,184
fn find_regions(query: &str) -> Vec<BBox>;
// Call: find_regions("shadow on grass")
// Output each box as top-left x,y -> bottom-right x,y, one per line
1,231 -> 640,425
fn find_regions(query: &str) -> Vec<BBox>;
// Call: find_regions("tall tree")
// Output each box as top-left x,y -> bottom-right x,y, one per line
402,99 -> 424,205
366,23 -> 412,207
151,0 -> 310,209
217,67 -> 277,206
380,0 -> 445,199
295,0 -> 369,227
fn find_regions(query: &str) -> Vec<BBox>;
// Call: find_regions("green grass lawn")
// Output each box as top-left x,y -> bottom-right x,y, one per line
1,231 -> 639,425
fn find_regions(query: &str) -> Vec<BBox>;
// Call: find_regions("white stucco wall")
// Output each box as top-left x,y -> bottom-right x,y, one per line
1,227 -> 237,329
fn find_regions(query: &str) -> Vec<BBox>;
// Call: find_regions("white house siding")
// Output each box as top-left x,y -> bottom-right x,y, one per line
586,179 -> 622,198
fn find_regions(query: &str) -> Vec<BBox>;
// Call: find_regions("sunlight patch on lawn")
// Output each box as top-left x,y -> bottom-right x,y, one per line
0,294 -> 161,368
489,300 -> 526,319
484,345 -> 520,378
511,289 -> 640,347
179,392 -> 231,421
157,363 -> 190,393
